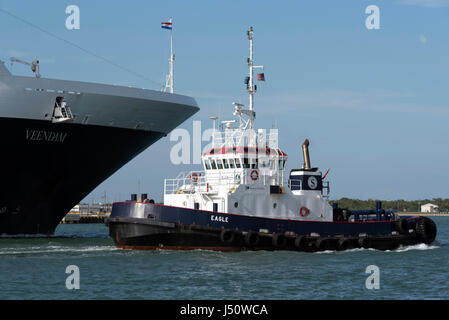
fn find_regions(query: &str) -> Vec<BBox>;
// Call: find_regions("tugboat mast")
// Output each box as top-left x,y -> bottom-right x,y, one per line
246,26 -> 264,129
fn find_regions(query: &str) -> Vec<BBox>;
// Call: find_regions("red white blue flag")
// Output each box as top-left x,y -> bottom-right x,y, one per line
161,21 -> 172,30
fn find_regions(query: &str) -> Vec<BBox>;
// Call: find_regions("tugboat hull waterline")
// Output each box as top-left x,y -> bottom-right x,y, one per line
106,27 -> 437,252
0,60 -> 199,235
107,202 -> 436,252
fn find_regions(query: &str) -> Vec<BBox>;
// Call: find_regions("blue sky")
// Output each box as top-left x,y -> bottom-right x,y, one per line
1,0 -> 449,202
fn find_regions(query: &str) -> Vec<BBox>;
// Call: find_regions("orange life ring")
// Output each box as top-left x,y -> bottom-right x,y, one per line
250,169 -> 259,181
299,206 -> 310,217
190,172 -> 198,183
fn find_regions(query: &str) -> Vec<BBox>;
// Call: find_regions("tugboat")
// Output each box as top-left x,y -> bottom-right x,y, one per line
106,27 -> 437,252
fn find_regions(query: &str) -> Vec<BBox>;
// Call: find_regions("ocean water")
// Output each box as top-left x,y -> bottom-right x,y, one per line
0,217 -> 448,300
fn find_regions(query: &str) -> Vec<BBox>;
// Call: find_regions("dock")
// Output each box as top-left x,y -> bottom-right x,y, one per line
60,203 -> 112,224
61,212 -> 110,224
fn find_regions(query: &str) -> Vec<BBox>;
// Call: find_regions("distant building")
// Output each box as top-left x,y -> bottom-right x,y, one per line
421,203 -> 439,213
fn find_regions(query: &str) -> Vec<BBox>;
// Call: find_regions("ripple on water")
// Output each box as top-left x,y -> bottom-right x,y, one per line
0,220 -> 448,299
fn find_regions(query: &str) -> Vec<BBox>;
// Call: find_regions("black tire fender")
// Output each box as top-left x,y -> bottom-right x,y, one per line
396,218 -> 409,235
219,229 -> 235,244
244,231 -> 260,247
358,236 -> 371,249
294,235 -> 307,249
415,217 -> 437,244
315,237 -> 330,250
272,233 -> 287,247
337,238 -> 351,251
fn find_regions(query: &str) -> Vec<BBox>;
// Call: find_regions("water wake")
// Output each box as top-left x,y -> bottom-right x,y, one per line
390,243 -> 440,252
0,245 -> 117,255
312,243 -> 441,254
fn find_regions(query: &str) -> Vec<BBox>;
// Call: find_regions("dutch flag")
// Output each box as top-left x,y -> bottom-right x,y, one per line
161,21 -> 172,30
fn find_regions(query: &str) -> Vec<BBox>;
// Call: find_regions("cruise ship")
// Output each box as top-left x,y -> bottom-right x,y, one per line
0,59 -> 199,235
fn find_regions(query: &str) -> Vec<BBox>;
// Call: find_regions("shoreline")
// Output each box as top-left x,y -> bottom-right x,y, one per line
398,212 -> 448,217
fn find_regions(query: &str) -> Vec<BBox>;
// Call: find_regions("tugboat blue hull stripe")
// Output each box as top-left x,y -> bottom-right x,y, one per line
110,202 -> 415,237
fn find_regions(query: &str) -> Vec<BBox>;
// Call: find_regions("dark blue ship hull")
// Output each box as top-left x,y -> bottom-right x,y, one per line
0,117 -> 164,235
107,202 -> 437,251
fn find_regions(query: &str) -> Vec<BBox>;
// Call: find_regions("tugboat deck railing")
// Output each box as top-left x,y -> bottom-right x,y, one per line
164,170 -> 282,195
211,128 -> 278,150
164,170 -> 330,198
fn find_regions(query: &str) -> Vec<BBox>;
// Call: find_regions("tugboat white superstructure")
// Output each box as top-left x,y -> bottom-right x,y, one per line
107,27 -> 437,251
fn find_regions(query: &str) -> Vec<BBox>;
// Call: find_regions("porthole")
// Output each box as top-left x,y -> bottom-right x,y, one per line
234,202 -> 239,208
273,203 -> 277,209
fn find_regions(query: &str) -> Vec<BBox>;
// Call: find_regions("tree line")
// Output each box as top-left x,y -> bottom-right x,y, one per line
329,198 -> 449,213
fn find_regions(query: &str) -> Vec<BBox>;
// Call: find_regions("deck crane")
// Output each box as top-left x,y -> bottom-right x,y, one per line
10,57 -> 41,78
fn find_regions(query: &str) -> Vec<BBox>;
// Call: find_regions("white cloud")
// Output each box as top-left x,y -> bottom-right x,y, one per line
2,49 -> 29,58
398,0 -> 449,7
257,88 -> 449,116
419,34 -> 427,44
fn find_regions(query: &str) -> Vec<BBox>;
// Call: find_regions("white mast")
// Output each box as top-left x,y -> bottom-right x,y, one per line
169,17 -> 174,93
163,17 -> 174,93
246,27 -> 263,129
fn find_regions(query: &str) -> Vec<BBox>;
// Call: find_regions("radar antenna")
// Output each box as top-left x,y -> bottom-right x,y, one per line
232,27 -> 265,130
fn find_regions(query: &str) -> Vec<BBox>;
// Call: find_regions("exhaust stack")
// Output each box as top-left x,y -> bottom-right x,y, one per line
302,139 -> 311,170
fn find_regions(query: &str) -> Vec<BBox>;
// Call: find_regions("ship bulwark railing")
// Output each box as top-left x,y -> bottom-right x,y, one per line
164,170 -> 280,195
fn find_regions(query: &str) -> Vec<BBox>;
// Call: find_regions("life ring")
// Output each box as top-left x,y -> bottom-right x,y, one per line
190,172 -> 198,183
250,170 -> 259,181
299,206 -> 310,217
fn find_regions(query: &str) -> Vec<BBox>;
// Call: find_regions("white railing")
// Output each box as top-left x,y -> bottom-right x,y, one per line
164,169 -> 283,195
211,128 -> 278,149
165,169 -> 330,197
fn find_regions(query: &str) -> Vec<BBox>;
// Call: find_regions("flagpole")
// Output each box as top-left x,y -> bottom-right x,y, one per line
169,17 -> 174,93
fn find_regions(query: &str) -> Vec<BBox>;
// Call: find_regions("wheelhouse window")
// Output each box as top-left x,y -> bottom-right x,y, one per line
204,160 -> 211,170
235,158 -> 241,168
229,158 -> 235,169
279,160 -> 285,170
217,159 -> 224,169
251,158 -> 258,169
211,160 -> 217,170
243,157 -> 250,169
223,159 -> 229,169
